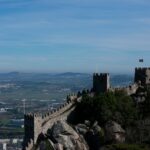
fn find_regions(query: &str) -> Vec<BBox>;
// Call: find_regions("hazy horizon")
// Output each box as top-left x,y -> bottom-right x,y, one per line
0,70 -> 135,75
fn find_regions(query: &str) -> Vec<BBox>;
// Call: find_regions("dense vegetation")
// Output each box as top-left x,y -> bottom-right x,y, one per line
139,88 -> 150,119
75,91 -> 137,128
74,88 -> 150,149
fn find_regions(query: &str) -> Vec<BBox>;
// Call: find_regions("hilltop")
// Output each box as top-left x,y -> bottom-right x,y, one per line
22,67 -> 150,150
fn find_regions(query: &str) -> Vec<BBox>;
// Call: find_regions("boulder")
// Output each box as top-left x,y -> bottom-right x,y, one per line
51,120 -> 79,140
50,120 -> 89,150
75,123 -> 89,135
38,139 -> 56,150
92,121 -> 98,127
54,143 -> 63,150
92,124 -> 102,135
84,120 -> 91,127
105,121 -> 125,143
84,121 -> 104,150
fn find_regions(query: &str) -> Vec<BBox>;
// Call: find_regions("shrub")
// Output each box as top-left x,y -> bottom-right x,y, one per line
75,91 -> 137,127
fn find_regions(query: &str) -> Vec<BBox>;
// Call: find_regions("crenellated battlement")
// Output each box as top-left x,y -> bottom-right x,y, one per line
23,112 -> 42,149
23,67 -> 150,150
42,94 -> 77,119
135,67 -> 150,71
23,139 -> 34,150
135,67 -> 150,85
93,73 -> 109,78
24,113 -> 42,119
115,83 -> 139,96
23,93 -> 78,150
93,72 -> 110,93
41,99 -> 75,126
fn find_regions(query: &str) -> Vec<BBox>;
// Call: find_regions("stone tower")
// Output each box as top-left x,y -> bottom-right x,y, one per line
93,73 -> 110,93
23,113 -> 42,149
134,67 -> 150,86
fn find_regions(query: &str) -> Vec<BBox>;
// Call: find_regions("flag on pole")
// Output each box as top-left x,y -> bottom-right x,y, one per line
139,59 -> 144,63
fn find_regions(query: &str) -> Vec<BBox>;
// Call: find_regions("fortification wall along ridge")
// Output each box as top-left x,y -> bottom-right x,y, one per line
93,73 -> 110,93
114,83 -> 139,96
23,94 -> 77,150
135,67 -> 150,85
23,67 -> 150,150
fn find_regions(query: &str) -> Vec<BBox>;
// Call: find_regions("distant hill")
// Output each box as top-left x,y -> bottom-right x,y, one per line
56,72 -> 90,77
7,72 -> 20,75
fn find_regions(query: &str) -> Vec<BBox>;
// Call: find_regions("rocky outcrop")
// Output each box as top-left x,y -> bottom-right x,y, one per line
38,139 -> 55,150
104,121 -> 125,143
75,121 -> 104,150
36,120 -> 126,150
75,123 -> 89,135
47,120 -> 89,150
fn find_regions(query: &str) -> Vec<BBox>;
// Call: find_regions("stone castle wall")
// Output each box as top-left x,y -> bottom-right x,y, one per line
23,94 -> 77,150
135,67 -> 150,85
93,73 -> 110,93
23,67 -> 150,150
42,101 -> 76,133
114,83 -> 139,96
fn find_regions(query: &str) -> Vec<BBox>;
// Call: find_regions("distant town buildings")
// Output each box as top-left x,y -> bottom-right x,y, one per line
0,138 -> 23,150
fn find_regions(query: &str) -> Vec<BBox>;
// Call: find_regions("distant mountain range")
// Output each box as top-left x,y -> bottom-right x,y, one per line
55,72 -> 90,77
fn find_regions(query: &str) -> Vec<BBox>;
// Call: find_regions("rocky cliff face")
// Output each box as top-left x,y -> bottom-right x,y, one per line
37,120 -> 89,150
36,120 -> 126,150
105,121 -> 125,143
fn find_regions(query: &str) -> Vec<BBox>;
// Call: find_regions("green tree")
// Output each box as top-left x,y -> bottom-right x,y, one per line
75,91 -> 137,127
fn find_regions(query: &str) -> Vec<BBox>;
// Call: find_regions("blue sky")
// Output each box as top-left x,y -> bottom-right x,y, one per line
0,0 -> 150,73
